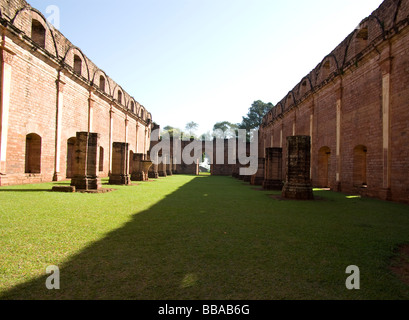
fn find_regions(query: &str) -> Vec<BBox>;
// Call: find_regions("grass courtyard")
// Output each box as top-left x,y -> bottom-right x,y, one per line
0,174 -> 408,300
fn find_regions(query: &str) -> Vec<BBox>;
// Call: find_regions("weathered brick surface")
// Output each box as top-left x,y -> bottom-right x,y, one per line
260,0 -> 409,203
0,0 -> 153,186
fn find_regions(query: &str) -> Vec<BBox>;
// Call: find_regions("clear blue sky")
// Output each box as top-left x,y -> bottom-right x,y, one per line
29,0 -> 384,136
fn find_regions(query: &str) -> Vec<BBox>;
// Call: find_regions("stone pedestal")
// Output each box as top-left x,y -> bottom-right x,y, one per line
263,148 -> 283,190
109,142 -> 131,185
71,132 -> 102,190
149,164 -> 159,179
282,136 -> 314,200
158,154 -> 167,177
131,153 -> 153,181
251,158 -> 265,186
166,157 -> 173,176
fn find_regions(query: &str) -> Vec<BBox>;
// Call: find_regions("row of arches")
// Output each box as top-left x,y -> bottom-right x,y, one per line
8,6 -> 151,121
262,0 -> 407,124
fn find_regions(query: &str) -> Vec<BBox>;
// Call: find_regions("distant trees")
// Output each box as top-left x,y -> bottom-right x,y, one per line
185,121 -> 199,139
161,122 -> 199,140
239,100 -> 273,132
213,121 -> 238,139
161,100 -> 273,142
162,125 -> 182,138
210,100 -> 273,140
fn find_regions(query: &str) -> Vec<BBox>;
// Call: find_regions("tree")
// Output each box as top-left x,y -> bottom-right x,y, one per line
162,125 -> 183,139
200,131 -> 213,141
185,121 -> 199,138
239,100 -> 274,131
212,121 -> 239,139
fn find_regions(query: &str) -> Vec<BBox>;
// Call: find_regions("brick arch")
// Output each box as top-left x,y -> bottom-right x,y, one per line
134,102 -> 141,116
11,6 -> 59,58
315,54 -> 340,85
393,0 -> 409,27
283,91 -> 296,112
25,133 -> 42,174
271,105 -> 278,119
62,46 -> 90,81
139,106 -> 146,120
91,69 -> 112,96
267,110 -> 273,122
297,76 -> 313,98
112,85 -> 126,106
128,98 -> 138,113
343,16 -> 385,66
276,102 -> 284,117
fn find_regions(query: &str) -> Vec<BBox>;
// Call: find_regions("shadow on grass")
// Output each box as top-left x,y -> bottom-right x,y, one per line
1,176 -> 254,300
2,175 -> 409,300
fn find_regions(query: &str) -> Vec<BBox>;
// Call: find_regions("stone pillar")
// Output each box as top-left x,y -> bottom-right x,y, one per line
53,74 -> 65,181
71,132 -> 102,190
282,136 -> 314,200
148,151 -> 159,179
250,158 -> 265,186
109,107 -> 114,174
148,163 -> 159,179
131,153 -> 152,181
0,39 -> 15,185
135,123 -> 140,153
109,142 -> 131,185
88,90 -> 95,133
166,156 -> 173,176
125,117 -> 129,144
158,152 -> 167,177
263,148 -> 283,190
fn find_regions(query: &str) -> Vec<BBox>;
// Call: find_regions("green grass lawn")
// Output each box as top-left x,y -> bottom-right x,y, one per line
0,175 -> 408,300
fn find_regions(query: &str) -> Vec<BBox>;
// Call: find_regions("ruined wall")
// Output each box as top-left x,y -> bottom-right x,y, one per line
260,0 -> 409,203
0,0 -> 153,185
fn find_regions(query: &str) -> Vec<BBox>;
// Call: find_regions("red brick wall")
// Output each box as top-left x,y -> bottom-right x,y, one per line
0,0 -> 153,185
260,0 -> 409,203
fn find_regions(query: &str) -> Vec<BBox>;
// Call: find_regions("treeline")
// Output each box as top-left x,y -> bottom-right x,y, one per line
161,100 -> 274,141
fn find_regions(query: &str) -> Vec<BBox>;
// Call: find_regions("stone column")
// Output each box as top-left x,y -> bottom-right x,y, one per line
125,117 -> 129,144
135,123 -> 140,153
109,142 -> 131,185
53,74 -> 65,181
147,150 -> 159,179
250,158 -> 265,186
263,148 -> 283,190
282,136 -> 314,200
88,90 -> 95,133
158,151 -> 167,177
130,153 -> 151,181
109,106 -> 114,174
166,156 -> 173,176
0,37 -> 15,185
70,132 -> 102,190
